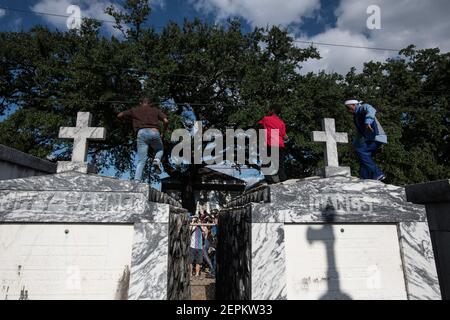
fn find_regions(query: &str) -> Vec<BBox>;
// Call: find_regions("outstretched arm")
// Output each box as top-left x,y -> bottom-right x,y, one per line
117,112 -> 125,121
117,109 -> 132,122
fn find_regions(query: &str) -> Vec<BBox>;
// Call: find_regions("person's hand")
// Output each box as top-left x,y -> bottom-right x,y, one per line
366,124 -> 374,133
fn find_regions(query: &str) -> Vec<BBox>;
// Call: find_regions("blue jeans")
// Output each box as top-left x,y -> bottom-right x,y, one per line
354,141 -> 384,179
134,128 -> 163,182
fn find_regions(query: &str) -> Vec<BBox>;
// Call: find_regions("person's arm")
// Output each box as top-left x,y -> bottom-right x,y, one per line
162,117 -> 169,135
362,104 -> 376,132
158,109 -> 169,135
117,109 -> 132,122
256,117 -> 265,130
282,122 -> 288,141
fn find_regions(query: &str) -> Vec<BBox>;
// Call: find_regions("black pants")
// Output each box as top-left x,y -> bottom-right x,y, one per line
263,147 -> 287,184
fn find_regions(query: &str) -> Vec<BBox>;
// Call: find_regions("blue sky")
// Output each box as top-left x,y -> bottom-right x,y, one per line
1,0 -> 449,74
0,0 -> 339,37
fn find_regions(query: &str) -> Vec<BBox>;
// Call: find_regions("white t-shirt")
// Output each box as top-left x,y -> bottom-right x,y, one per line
190,226 -> 203,249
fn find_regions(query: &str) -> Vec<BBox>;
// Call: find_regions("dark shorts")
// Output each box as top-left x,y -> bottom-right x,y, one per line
190,248 -> 203,264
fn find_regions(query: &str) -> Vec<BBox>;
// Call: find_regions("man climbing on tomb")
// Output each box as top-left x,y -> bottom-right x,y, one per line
344,99 -> 387,181
117,97 -> 169,181
257,103 -> 288,184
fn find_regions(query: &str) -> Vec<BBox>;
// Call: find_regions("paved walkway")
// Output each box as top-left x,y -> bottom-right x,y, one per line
190,273 -> 215,300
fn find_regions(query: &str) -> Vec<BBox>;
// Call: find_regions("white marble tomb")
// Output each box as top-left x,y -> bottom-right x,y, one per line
216,118 -> 441,300
0,112 -> 190,300
0,171 -> 190,300
218,176 -> 442,300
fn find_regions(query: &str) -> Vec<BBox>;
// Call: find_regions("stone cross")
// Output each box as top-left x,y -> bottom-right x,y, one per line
312,118 -> 351,178
57,112 -> 106,173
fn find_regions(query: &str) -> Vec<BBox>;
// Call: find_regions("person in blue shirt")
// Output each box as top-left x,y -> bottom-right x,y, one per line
344,99 -> 387,181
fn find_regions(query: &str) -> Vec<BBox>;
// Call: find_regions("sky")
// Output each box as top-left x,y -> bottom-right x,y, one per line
1,0 -> 449,186
1,0 -> 449,74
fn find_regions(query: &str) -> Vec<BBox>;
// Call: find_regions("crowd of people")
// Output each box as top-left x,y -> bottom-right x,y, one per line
189,212 -> 218,279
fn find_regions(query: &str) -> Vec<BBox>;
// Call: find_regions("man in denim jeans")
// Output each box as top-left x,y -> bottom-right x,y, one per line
345,99 -> 387,181
117,97 -> 169,181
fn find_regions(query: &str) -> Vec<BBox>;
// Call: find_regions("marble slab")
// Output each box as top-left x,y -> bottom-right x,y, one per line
0,224 -> 134,300
0,191 -> 169,223
398,222 -> 441,300
128,223 -> 169,300
251,177 -> 427,223
284,224 -> 407,300
251,223 -> 286,300
0,171 -> 148,193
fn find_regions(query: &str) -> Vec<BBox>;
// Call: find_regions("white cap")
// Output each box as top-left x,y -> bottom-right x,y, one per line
344,99 -> 360,106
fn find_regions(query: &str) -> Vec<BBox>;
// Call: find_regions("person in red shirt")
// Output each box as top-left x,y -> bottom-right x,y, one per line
257,104 -> 288,183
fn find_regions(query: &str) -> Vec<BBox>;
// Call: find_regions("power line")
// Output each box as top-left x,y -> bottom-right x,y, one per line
4,90 -> 449,108
5,96 -> 244,107
293,40 -> 400,52
0,5 -> 125,26
0,6 -> 405,52
0,6 -> 112,25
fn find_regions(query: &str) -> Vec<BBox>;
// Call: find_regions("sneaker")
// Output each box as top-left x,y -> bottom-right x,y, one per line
376,174 -> 386,181
152,159 -> 162,174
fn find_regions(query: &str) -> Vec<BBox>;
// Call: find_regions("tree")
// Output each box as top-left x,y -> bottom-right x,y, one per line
0,1 -> 449,210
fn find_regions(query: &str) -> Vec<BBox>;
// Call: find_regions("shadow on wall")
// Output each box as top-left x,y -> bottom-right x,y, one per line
306,208 -> 352,300
205,282 -> 215,300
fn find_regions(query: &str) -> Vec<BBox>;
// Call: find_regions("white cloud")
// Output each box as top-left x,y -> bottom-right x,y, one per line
335,0 -> 450,52
297,29 -> 389,75
190,0 -> 450,74
299,0 -> 450,74
0,8 -> 6,18
31,0 -> 124,34
191,0 -> 321,27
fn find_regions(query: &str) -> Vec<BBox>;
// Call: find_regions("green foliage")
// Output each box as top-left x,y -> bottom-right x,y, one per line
0,1 -> 448,185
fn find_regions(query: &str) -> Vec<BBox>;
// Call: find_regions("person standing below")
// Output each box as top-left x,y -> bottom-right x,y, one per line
344,99 -> 387,181
189,216 -> 206,277
117,97 -> 169,181
206,216 -> 218,278
257,104 -> 288,183
202,226 -> 215,278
